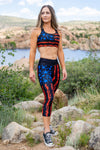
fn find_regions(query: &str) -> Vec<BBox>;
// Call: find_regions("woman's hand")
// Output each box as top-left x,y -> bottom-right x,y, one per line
62,68 -> 67,81
29,70 -> 36,83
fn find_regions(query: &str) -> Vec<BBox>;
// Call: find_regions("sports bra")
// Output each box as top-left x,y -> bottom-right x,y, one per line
37,27 -> 60,48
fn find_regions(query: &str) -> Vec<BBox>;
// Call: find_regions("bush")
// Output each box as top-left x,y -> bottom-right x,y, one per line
70,40 -> 79,44
59,56 -> 100,98
0,106 -> 26,137
0,68 -> 41,106
6,35 -> 11,39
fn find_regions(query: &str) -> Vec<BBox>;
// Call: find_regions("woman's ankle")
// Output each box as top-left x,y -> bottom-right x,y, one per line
44,128 -> 50,134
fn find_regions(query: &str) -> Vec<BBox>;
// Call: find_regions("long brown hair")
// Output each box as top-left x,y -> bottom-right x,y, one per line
36,5 -> 58,30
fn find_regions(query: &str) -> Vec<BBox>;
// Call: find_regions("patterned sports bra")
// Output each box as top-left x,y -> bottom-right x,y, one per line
37,27 -> 60,48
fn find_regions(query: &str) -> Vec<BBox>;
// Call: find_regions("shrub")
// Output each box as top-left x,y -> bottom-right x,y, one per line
70,40 -> 79,44
6,35 -> 11,39
0,106 -> 26,137
59,56 -> 100,98
0,68 -> 41,106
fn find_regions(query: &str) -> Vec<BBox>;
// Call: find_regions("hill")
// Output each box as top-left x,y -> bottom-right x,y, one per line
0,15 -> 36,28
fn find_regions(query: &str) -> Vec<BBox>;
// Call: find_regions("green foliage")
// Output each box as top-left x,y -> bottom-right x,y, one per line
57,124 -> 71,147
0,69 -> 34,106
62,43 -> 66,46
94,100 -> 100,110
75,33 -> 84,38
84,34 -> 92,38
77,133 -> 90,147
0,46 -> 41,106
0,106 -> 27,137
26,132 -> 41,147
65,35 -> 70,40
59,56 -> 100,98
70,40 -> 79,44
0,43 -> 15,65
8,41 -> 16,49
0,68 -> 42,106
26,132 -> 35,147
71,86 -> 100,113
96,33 -> 100,37
6,35 -> 11,39
34,115 -> 38,122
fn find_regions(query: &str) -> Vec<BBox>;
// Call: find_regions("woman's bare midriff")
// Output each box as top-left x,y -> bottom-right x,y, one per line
38,47 -> 58,60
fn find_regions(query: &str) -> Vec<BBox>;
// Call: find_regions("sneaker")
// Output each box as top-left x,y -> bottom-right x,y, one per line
49,125 -> 58,136
43,132 -> 55,147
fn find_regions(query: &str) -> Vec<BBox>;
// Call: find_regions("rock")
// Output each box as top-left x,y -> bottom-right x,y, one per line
0,25 -> 100,50
2,122 -> 40,143
66,120 -> 95,146
52,146 -> 75,150
50,106 -> 84,126
89,126 -> 100,150
8,58 -> 29,71
90,113 -> 100,118
25,113 -> 35,121
0,65 -> 9,70
53,89 -> 68,109
88,109 -> 100,114
65,121 -> 76,128
32,121 -> 44,127
87,119 -> 100,126
34,93 -> 44,104
34,89 -> 68,109
32,126 -> 44,133
14,100 -> 42,110
3,139 -> 10,145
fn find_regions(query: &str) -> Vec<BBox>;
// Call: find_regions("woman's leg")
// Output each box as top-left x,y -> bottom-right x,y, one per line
41,82 -> 54,133
37,63 -> 54,133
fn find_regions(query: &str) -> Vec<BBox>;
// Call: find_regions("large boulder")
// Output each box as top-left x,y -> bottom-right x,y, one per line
2,122 -> 40,143
8,58 -> 29,71
34,93 -> 44,104
66,120 -> 95,146
50,106 -> 84,126
53,89 -> 68,109
89,126 -> 100,150
34,89 -> 68,109
14,100 -> 42,110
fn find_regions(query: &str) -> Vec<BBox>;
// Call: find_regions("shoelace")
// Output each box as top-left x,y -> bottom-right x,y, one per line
46,133 -> 52,143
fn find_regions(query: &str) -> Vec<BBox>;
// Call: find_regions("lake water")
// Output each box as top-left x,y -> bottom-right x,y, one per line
0,48 -> 100,66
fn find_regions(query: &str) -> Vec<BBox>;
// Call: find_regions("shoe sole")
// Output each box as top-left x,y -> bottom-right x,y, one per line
43,137 -> 55,147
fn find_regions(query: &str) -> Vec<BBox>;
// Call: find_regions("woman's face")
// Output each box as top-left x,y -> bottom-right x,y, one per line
41,7 -> 51,23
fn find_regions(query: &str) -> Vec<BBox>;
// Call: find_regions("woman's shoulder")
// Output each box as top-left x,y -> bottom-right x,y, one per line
31,27 -> 41,34
31,27 -> 41,37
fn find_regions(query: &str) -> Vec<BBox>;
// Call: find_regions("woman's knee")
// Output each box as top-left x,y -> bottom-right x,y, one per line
42,94 -> 54,116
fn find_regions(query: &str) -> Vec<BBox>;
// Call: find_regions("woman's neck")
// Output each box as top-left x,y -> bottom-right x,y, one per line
43,22 -> 52,29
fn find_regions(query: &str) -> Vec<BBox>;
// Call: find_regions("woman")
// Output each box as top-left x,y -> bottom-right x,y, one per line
29,5 -> 67,147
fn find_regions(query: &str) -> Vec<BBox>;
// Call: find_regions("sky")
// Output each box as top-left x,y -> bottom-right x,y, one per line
0,0 -> 100,22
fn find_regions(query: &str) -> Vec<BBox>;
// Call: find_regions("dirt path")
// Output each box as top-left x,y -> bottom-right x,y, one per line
0,141 -> 56,150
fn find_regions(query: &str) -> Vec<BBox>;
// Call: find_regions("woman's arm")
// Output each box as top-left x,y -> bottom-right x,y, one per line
57,30 -> 67,80
29,28 -> 38,72
29,28 -> 38,82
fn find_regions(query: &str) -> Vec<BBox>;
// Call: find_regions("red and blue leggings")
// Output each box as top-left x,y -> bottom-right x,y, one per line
37,58 -> 60,116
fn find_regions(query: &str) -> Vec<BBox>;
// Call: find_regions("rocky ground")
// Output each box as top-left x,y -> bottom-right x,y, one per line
0,97 -> 100,150
0,110 -> 100,150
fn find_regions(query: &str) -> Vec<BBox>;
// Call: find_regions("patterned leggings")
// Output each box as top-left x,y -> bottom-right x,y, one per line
37,58 -> 60,116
